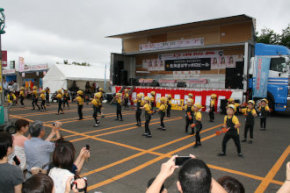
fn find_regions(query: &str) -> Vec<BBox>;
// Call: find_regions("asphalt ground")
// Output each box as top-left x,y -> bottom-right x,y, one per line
8,100 -> 290,193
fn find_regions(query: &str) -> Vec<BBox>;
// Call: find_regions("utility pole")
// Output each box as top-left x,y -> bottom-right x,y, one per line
0,8 -> 6,124
104,64 -> 107,92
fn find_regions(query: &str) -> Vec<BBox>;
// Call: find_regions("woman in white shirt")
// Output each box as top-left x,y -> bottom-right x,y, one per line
48,139 -> 90,193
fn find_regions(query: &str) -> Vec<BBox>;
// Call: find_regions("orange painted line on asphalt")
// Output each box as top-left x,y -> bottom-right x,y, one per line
59,112 -> 135,125
87,132 -> 217,191
68,117 -> 161,141
80,124 -> 222,177
21,107 -> 91,117
255,145 -> 290,193
44,112 -> 116,123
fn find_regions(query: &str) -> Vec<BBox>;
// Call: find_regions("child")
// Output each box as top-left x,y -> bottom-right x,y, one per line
209,94 -> 217,122
74,90 -> 84,120
56,89 -> 64,115
45,87 -> 50,105
218,104 -> 243,157
19,87 -> 25,107
7,91 -> 17,108
227,98 -> 240,114
157,97 -> 167,130
166,94 -> 172,117
32,86 -> 40,110
115,93 -> 123,121
258,99 -> 270,130
150,91 -> 156,110
97,88 -> 105,118
141,96 -> 153,138
123,89 -> 130,109
188,93 -> 193,101
183,98 -> 194,134
192,103 -> 203,148
134,93 -> 144,126
91,92 -> 101,127
40,90 -> 46,111
240,100 -> 257,144
63,89 -> 70,109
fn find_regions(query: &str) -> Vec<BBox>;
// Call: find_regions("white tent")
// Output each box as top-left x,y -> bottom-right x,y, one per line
43,64 -> 108,94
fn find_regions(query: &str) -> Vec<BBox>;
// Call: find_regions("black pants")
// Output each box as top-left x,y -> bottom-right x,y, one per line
124,98 -> 129,108
145,114 -> 151,135
260,118 -> 266,129
116,104 -> 122,120
167,105 -> 171,117
32,99 -> 40,110
98,105 -> 102,113
185,117 -> 193,133
57,100 -> 63,114
209,107 -> 215,121
136,110 -> 142,124
222,133 -> 241,154
244,123 -> 254,139
78,105 -> 83,119
41,100 -> 46,110
195,123 -> 203,143
46,94 -> 49,104
93,107 -> 98,124
20,96 -> 24,106
63,99 -> 69,108
160,112 -> 165,128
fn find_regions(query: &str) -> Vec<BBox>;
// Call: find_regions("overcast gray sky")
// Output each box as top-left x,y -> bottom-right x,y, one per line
1,0 -> 290,72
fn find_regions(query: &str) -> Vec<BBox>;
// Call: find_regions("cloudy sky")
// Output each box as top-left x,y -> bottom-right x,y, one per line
1,0 -> 290,73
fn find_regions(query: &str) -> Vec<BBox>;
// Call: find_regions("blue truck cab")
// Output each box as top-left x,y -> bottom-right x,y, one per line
249,43 -> 290,111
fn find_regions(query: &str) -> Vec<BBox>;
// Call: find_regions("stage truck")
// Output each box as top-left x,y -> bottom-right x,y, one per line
111,43 -> 290,112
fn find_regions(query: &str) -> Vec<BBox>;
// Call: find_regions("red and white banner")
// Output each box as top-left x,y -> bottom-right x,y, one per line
1,50 -> 7,67
115,86 -> 233,112
19,57 -> 25,72
3,69 -> 16,75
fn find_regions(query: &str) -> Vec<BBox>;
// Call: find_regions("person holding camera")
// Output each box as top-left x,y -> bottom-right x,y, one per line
49,139 -> 90,193
146,155 -> 227,193
24,121 -> 61,175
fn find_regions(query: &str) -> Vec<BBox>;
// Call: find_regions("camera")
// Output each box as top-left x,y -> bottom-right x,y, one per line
175,156 -> 191,166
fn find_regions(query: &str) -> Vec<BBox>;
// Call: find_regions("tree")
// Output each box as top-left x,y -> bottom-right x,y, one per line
256,28 -> 280,44
280,24 -> 290,48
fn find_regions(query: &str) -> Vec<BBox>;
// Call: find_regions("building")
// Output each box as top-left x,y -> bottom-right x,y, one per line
108,14 -> 256,110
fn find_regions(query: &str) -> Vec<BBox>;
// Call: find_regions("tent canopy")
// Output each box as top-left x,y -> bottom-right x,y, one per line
44,64 -> 106,81
43,64 -> 108,94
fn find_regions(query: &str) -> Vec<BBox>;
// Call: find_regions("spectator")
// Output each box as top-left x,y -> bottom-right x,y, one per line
8,119 -> 30,171
217,176 -> 245,193
49,139 -> 90,193
277,162 -> 290,193
3,78 -> 8,98
146,155 -> 227,193
22,173 -> 54,193
24,121 -> 61,174
147,177 -> 167,193
0,132 -> 23,193
22,173 -> 87,193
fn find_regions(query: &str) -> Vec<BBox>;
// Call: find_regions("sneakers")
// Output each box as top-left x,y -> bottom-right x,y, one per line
94,124 -> 99,127
146,134 -> 152,138
142,133 -> 149,136
238,153 -> 243,157
218,152 -> 226,156
242,139 -> 247,142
